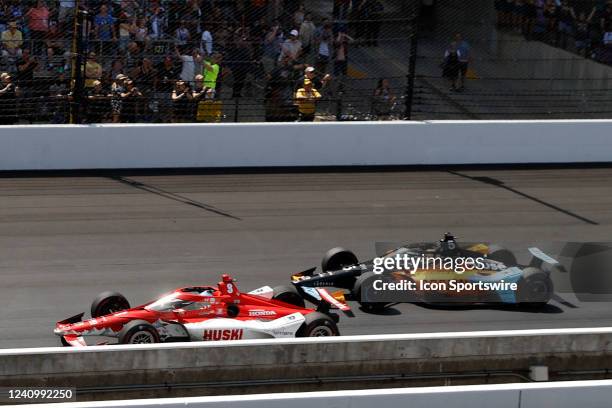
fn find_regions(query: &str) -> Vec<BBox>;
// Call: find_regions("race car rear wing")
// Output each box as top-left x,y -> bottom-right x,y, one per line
298,285 -> 354,317
317,288 -> 351,313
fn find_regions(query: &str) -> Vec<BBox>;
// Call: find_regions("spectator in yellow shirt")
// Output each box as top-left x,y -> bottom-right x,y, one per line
84,52 -> 103,88
2,22 -> 24,63
294,79 -> 321,122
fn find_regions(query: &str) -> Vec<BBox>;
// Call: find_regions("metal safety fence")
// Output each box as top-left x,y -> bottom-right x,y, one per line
0,0 -> 609,124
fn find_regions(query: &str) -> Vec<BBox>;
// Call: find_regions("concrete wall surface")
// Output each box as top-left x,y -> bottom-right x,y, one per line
0,120 -> 610,171
2,328 -> 612,390
8,380 -> 612,408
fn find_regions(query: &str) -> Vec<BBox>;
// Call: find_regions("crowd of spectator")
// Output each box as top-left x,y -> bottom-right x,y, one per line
0,0 -> 387,123
495,0 -> 612,64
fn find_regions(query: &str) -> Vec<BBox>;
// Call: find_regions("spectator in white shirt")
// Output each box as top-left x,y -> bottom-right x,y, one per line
176,45 -> 194,83
176,45 -> 203,86
279,29 -> 302,62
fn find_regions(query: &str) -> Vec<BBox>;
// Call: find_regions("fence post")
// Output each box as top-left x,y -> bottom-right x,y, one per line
404,5 -> 420,120
234,98 -> 240,122
69,5 -> 87,124
335,82 -> 344,121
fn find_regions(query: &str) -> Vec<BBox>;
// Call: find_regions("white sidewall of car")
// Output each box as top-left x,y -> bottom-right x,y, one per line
182,313 -> 306,341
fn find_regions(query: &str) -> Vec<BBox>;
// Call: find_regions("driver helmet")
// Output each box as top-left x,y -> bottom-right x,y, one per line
439,232 -> 458,253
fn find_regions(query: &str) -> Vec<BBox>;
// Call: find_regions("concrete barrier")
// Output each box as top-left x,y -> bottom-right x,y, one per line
8,380 -> 612,408
0,120 -> 611,171
2,328 -> 612,399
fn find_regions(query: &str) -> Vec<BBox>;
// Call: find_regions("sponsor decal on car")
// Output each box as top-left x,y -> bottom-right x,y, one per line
203,329 -> 244,341
248,310 -> 276,317
271,331 -> 294,336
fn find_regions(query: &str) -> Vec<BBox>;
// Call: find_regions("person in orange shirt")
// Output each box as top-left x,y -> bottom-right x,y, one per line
294,79 -> 321,122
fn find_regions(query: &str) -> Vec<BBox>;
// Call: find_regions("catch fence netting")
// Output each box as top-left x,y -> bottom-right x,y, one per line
0,0 -> 608,124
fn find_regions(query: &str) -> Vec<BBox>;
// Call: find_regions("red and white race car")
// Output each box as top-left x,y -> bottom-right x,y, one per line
54,274 -> 350,347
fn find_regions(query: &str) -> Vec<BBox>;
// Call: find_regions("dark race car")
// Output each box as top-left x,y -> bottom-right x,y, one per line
289,233 -> 559,312
54,274 -> 350,346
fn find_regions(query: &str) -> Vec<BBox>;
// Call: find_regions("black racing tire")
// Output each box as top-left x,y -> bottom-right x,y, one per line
118,320 -> 160,344
516,267 -> 554,308
352,272 -> 390,313
272,285 -> 306,308
322,247 -> 359,272
296,312 -> 340,337
60,336 -> 70,347
487,245 -> 517,267
91,291 -> 130,318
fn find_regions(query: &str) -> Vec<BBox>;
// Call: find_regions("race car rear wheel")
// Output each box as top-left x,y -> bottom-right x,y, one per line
487,245 -> 517,267
322,247 -> 358,272
352,272 -> 390,313
297,312 -> 339,337
91,291 -> 130,318
272,285 -> 306,308
119,320 -> 160,344
516,267 -> 554,308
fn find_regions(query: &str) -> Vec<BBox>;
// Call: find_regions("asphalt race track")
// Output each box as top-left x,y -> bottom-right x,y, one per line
1,167 -> 612,349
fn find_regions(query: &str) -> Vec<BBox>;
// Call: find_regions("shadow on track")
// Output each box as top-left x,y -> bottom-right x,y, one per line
448,171 -> 598,226
357,305 -> 403,315
413,302 -> 564,314
109,176 -> 242,220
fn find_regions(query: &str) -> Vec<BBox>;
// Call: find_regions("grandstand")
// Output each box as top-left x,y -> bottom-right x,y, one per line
0,0 -> 608,124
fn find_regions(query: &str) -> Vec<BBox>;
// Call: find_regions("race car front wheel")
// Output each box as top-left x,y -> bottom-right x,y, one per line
119,320 -> 160,344
91,291 -> 130,318
322,247 -> 358,272
297,312 -> 340,337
